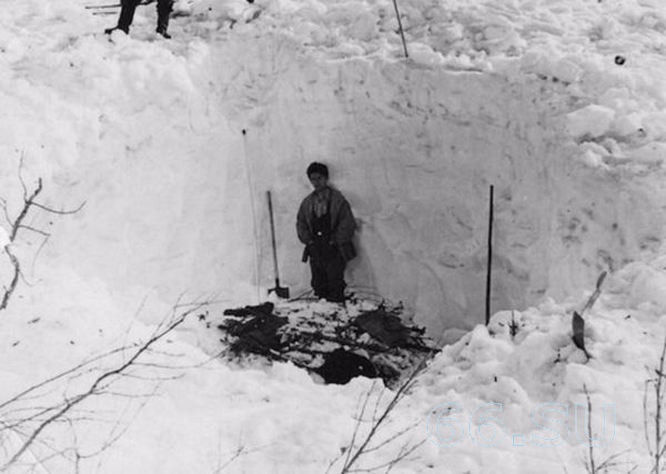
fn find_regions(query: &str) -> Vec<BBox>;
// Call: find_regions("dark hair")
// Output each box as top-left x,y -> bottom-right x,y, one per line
306,162 -> 328,178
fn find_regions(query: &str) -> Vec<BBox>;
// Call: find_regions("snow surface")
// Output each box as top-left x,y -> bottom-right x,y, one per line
1,0 -> 666,472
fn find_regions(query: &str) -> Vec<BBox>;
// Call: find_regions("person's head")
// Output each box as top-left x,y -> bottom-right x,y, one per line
306,162 -> 329,191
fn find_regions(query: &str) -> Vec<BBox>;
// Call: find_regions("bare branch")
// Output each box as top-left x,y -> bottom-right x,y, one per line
17,225 -> 51,238
0,246 -> 20,311
9,178 -> 42,242
646,377 -> 655,458
346,438 -> 425,473
645,334 -> 666,473
0,347 -> 128,411
339,357 -> 428,473
343,385 -> 375,468
361,420 -> 421,455
596,449 -> 633,471
31,200 -> 86,216
18,153 -> 28,201
583,384 -> 595,474
0,197 -> 11,226
2,303 -> 206,469
29,231 -> 50,277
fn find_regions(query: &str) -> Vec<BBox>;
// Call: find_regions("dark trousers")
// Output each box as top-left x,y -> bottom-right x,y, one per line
117,0 -> 174,33
309,243 -> 346,303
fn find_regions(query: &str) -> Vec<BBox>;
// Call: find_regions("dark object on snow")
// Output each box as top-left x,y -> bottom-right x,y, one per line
225,313 -> 288,355
572,311 -> 592,359
580,271 -> 607,314
314,349 -> 378,384
485,184 -> 494,326
570,272 -> 606,360
614,55 -> 626,66
223,301 -> 274,317
353,309 -> 412,347
217,299 -> 436,386
267,191 -> 290,299
104,0 -> 173,37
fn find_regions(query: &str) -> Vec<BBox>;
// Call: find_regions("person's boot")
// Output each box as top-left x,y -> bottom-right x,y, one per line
105,0 -> 136,35
118,0 -> 138,33
156,0 -> 173,38
155,26 -> 171,39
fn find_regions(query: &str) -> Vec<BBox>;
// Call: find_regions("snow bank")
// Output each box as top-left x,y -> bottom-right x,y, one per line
3,0 -> 666,340
3,0 -> 666,473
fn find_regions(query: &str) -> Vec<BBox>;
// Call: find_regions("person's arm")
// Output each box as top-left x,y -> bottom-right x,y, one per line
333,197 -> 356,243
296,199 -> 313,245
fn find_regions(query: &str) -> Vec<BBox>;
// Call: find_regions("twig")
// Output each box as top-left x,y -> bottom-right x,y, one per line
0,247 -> 20,311
31,200 -> 86,216
17,225 -> 51,238
339,357 -> 427,473
656,335 -> 666,474
9,178 -> 42,242
583,384 -> 632,473
583,384 -> 595,474
645,334 -> 666,473
0,172 -> 83,312
0,197 -> 11,225
390,0 -> 409,58
343,387 -> 375,469
0,347 -> 128,411
1,304 -> 204,469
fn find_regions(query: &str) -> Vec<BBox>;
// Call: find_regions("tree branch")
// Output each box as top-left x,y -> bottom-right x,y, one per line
1,303 -> 205,469
0,246 -> 20,311
31,200 -> 86,216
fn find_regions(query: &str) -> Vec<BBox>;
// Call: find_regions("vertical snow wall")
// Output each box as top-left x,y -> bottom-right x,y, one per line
202,35 -> 666,338
9,35 -> 665,340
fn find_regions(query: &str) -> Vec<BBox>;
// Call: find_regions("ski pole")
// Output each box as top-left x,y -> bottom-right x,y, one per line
485,185 -> 494,326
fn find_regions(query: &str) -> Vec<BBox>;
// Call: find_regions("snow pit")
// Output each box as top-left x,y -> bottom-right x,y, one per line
3,6 -> 666,347
4,0 -> 666,472
3,22 -> 665,343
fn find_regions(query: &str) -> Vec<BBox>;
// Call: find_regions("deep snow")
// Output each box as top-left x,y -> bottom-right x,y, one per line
1,0 -> 666,472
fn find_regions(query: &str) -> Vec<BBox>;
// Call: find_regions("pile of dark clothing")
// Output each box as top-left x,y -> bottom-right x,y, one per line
212,300 -> 437,386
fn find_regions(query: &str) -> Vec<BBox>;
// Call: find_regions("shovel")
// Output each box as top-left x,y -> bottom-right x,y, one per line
267,191 -> 290,298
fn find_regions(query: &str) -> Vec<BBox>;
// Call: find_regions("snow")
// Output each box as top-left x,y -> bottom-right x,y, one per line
566,104 -> 616,139
1,0 -> 666,472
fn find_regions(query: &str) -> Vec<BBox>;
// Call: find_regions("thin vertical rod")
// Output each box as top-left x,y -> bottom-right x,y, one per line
267,191 -> 281,283
241,129 -> 261,303
485,185 -> 494,326
391,0 -> 409,58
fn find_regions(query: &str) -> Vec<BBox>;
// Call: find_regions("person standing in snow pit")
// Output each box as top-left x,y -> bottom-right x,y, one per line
105,0 -> 174,39
297,162 -> 357,303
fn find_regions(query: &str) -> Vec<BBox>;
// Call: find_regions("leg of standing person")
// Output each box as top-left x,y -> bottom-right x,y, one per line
324,247 -> 346,303
118,0 -> 141,33
310,257 -> 329,300
105,0 -> 140,34
156,0 -> 174,38
309,245 -> 329,300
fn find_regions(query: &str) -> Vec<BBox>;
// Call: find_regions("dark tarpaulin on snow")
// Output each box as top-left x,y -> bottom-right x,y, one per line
215,301 -> 436,386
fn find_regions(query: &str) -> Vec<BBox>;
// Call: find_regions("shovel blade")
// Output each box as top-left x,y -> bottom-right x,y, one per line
269,286 -> 290,299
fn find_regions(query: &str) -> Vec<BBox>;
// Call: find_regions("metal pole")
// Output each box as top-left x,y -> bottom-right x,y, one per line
485,185 -> 494,326
241,129 -> 261,303
267,191 -> 280,283
391,0 -> 409,58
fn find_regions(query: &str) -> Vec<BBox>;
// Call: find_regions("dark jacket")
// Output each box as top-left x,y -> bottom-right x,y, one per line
297,187 -> 357,261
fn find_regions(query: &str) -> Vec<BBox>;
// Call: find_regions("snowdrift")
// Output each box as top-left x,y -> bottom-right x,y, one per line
2,0 -> 666,473
3,0 -> 666,338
